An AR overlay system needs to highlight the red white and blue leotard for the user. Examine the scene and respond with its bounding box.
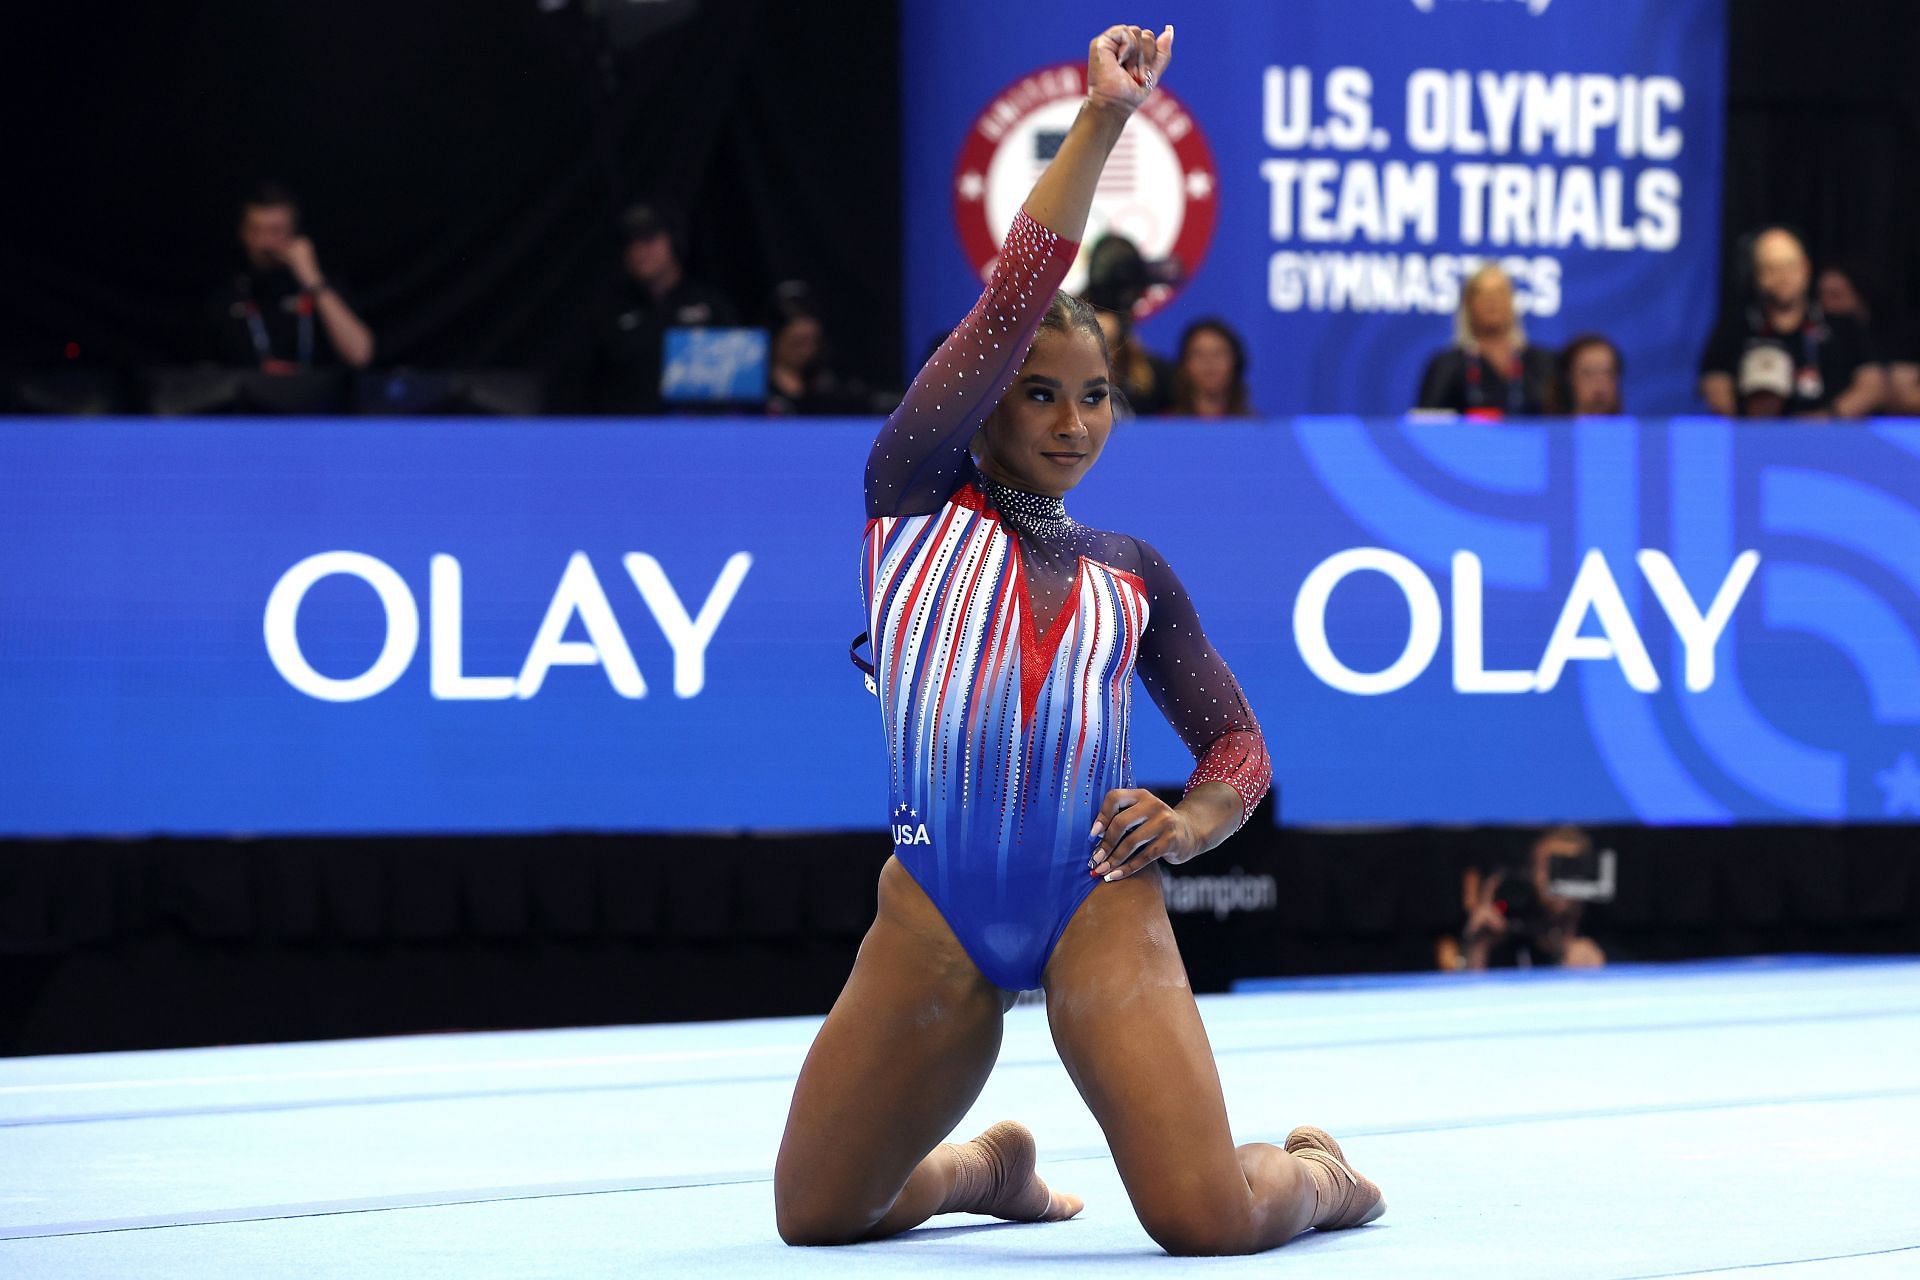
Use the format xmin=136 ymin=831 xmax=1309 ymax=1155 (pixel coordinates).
xmin=863 ymin=210 xmax=1270 ymax=991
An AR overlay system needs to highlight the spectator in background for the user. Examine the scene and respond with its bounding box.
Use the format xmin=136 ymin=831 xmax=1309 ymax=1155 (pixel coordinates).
xmin=1084 ymin=232 xmax=1174 ymax=414
xmin=1886 ymin=336 xmax=1920 ymax=417
xmin=1091 ymin=302 xmax=1172 ymax=414
xmin=1168 ymin=317 xmax=1253 ymax=418
xmin=765 ymin=282 xmax=866 ymax=416
xmin=1415 ymin=264 xmax=1556 ymax=418
xmin=1456 ymin=825 xmax=1608 ymax=972
xmin=214 ymin=183 xmax=374 ymax=370
xmin=1817 ymin=260 xmax=1920 ymax=415
xmin=596 ymin=201 xmax=738 ymax=414
xmin=1558 ymin=334 xmax=1624 ymax=416
xmin=1816 ymin=263 xmax=1874 ymax=333
xmin=1698 ymin=227 xmax=1883 ymax=418
xmin=1734 ymin=345 xmax=1795 ymax=418
xmin=1413 ymin=262 xmax=1559 ymax=418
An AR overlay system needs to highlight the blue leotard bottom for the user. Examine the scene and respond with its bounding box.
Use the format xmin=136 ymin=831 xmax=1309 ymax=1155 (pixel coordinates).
xmin=893 ymin=850 xmax=1100 ymax=992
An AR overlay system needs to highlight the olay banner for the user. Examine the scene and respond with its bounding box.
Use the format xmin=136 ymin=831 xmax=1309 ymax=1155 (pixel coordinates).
xmin=4 ymin=415 xmax=1916 ymax=836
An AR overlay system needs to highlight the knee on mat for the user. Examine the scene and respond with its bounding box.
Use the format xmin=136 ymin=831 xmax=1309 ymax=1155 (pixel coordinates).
xmin=774 ymin=1186 xmax=885 ymax=1247
xmin=775 ymin=1203 xmax=867 ymax=1247
xmin=1140 ymin=1204 xmax=1255 ymax=1257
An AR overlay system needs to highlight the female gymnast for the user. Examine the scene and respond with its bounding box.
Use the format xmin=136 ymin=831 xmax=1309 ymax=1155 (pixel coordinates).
xmin=775 ymin=23 xmax=1384 ymax=1256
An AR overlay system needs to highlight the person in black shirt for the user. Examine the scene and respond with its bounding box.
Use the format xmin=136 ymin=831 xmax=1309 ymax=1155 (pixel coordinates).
xmin=1089 ymin=297 xmax=1174 ymax=415
xmin=1816 ymin=263 xmax=1874 ymax=333
xmin=1082 ymin=238 xmax=1175 ymax=415
xmin=1415 ymin=264 xmax=1556 ymax=419
xmin=213 ymin=183 xmax=374 ymax=370
xmin=1698 ymin=228 xmax=1883 ymax=418
xmin=594 ymin=202 xmax=739 ymax=414
xmin=764 ymin=284 xmax=871 ymax=416
xmin=1886 ymin=321 xmax=1920 ymax=416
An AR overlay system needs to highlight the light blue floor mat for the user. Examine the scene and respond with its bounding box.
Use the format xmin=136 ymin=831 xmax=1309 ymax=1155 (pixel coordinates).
xmin=4 ymin=956 xmax=1918 ymax=1278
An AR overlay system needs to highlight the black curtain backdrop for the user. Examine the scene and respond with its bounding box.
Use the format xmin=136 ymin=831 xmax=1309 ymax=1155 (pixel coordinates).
xmin=0 ymin=0 xmax=902 ymax=389
xmin=1721 ymin=1 xmax=1920 ymax=334
xmin=4 ymin=2 xmax=1919 ymax=392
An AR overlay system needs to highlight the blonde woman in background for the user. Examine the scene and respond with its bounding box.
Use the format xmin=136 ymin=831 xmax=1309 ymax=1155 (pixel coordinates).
xmin=1416 ymin=263 xmax=1558 ymax=419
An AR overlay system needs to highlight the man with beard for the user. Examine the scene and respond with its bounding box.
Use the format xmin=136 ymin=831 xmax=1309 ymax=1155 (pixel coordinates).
xmin=214 ymin=183 xmax=374 ymax=371
xmin=1698 ymin=227 xmax=1882 ymax=419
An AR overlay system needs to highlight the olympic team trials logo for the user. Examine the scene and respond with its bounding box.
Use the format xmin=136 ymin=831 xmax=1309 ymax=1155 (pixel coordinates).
xmin=953 ymin=64 xmax=1219 ymax=318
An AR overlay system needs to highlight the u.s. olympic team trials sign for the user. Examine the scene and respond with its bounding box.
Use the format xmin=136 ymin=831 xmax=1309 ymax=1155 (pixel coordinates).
xmin=904 ymin=0 xmax=1726 ymax=415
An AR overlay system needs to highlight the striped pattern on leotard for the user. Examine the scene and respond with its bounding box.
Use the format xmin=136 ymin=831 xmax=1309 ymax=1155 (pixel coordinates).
xmin=864 ymin=482 xmax=1147 ymax=941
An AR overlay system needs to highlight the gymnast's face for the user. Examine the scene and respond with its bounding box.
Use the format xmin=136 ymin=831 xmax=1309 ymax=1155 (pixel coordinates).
xmin=978 ymin=327 xmax=1114 ymax=498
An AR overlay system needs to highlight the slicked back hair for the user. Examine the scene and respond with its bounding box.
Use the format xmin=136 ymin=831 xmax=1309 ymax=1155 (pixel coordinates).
xmin=1026 ymin=291 xmax=1130 ymax=418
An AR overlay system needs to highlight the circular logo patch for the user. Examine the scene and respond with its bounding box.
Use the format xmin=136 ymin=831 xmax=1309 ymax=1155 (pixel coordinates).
xmin=952 ymin=64 xmax=1219 ymax=319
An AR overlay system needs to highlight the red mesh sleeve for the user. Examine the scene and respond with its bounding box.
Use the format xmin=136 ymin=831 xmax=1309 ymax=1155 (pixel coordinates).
xmin=1133 ymin=539 xmax=1272 ymax=828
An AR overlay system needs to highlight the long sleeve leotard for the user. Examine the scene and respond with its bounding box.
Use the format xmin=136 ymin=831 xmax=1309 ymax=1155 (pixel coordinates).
xmin=862 ymin=210 xmax=1270 ymax=990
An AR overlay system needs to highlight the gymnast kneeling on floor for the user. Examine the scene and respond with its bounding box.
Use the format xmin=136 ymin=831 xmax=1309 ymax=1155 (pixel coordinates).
xmin=774 ymin=21 xmax=1384 ymax=1256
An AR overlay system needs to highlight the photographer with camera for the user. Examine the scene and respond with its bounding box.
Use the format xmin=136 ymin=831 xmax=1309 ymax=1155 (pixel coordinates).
xmin=1460 ymin=825 xmax=1608 ymax=971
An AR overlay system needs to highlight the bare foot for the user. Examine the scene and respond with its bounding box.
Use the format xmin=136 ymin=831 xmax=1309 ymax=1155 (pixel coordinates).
xmin=949 ymin=1121 xmax=1083 ymax=1221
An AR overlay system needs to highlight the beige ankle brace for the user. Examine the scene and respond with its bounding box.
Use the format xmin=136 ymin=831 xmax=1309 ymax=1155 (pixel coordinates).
xmin=1298 ymin=1150 xmax=1339 ymax=1227
xmin=936 ymin=1121 xmax=1054 ymax=1220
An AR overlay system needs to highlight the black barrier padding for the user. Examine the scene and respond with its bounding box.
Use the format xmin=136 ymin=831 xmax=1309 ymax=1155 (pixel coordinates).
xmin=462 ymin=844 xmax=531 ymax=940
xmin=1724 ymin=840 xmax=1788 ymax=928
xmin=1786 ymin=834 xmax=1850 ymax=925
xmin=388 ymin=843 xmax=462 ymax=941
xmin=1851 ymin=833 xmax=1914 ymax=923
xmin=257 ymin=842 xmax=323 ymax=942
xmin=1653 ymin=846 xmax=1719 ymax=930
xmin=2 ymin=827 xmax=1916 ymax=1055
xmin=533 ymin=841 xmax=599 ymax=940
xmin=320 ymin=846 xmax=387 ymax=942
xmin=661 ymin=848 xmax=735 ymax=943
xmin=600 ymin=844 xmax=664 ymax=938
xmin=1272 ymin=838 xmax=1335 ymax=937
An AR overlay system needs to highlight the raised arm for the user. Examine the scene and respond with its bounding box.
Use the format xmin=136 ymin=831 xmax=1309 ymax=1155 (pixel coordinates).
xmin=865 ymin=24 xmax=1175 ymax=519
xmin=1089 ymin=540 xmax=1271 ymax=882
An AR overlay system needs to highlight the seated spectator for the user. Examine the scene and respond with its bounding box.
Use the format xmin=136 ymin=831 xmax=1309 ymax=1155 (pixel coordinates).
xmin=1456 ymin=825 xmax=1608 ymax=971
xmin=1090 ymin=300 xmax=1172 ymax=415
xmin=1415 ymin=264 xmax=1556 ymax=418
xmin=1168 ymin=318 xmax=1253 ymax=418
xmin=1886 ymin=332 xmax=1920 ymax=416
xmin=1558 ymin=334 xmax=1624 ymax=416
xmin=213 ymin=183 xmax=374 ymax=371
xmin=765 ymin=283 xmax=866 ymax=416
xmin=1085 ymin=233 xmax=1176 ymax=415
xmin=1698 ymin=228 xmax=1884 ymax=418
xmin=1735 ymin=345 xmax=1795 ymax=418
xmin=1816 ymin=263 xmax=1874 ymax=332
xmin=1815 ymin=262 xmax=1916 ymax=415
xmin=596 ymin=201 xmax=738 ymax=414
